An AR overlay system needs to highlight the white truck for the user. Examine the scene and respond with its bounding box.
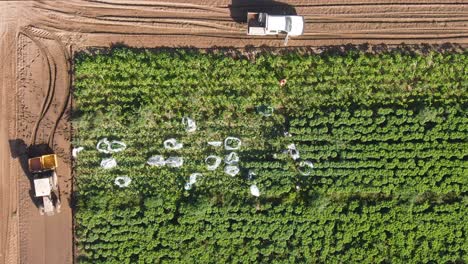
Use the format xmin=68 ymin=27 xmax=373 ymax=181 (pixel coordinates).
xmin=247 ymin=12 xmax=304 ymax=43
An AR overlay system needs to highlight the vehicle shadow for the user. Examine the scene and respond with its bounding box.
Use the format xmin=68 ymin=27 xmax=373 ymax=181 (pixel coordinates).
xmin=229 ymin=0 xmax=297 ymax=23
xmin=9 ymin=139 xmax=54 ymax=209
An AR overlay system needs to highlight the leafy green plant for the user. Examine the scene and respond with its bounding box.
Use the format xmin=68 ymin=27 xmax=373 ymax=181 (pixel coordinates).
xmin=73 ymin=48 xmax=467 ymax=264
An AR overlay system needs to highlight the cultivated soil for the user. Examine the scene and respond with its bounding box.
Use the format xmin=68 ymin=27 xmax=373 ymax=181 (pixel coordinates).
xmin=0 ymin=1 xmax=466 ymax=263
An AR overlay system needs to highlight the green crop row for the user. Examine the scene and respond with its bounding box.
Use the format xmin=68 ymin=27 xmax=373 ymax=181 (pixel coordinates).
xmin=73 ymin=48 xmax=467 ymax=264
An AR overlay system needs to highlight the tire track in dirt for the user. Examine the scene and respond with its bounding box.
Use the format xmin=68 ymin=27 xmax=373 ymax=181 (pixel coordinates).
xmin=32 ymin=0 xmax=467 ymax=46
xmin=15 ymin=27 xmax=73 ymax=264
xmin=86 ymin=0 xmax=230 ymax=13
xmin=25 ymin=26 xmax=72 ymax=147
xmin=33 ymin=17 xmax=468 ymax=42
xmin=33 ymin=2 xmax=242 ymax=33
xmin=18 ymin=28 xmax=57 ymax=146
xmin=17 ymin=26 xmax=72 ymax=148
xmin=36 ymin=0 xmax=229 ymax=17
xmin=42 ymin=1 xmax=468 ymax=19
xmin=0 ymin=4 xmax=20 ymax=264
xmin=41 ymin=0 xmax=468 ymax=20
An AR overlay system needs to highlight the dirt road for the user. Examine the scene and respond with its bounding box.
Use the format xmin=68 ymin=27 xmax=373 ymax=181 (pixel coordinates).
xmin=1 ymin=2 xmax=73 ymax=264
xmin=0 ymin=3 xmax=20 ymax=264
xmin=33 ymin=0 xmax=468 ymax=48
xmin=0 ymin=1 xmax=466 ymax=264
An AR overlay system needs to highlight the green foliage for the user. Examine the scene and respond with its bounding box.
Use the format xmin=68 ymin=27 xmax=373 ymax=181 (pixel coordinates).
xmin=73 ymin=48 xmax=468 ymax=263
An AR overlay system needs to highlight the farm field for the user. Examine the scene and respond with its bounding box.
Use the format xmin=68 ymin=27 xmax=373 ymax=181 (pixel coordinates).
xmin=0 ymin=1 xmax=467 ymax=264
xmin=73 ymin=49 xmax=467 ymax=263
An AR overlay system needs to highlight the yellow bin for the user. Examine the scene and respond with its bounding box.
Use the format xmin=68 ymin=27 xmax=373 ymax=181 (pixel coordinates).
xmin=41 ymin=154 xmax=57 ymax=170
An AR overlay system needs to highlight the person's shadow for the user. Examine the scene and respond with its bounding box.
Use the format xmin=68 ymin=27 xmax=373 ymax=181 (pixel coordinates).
xmin=229 ymin=0 xmax=297 ymax=23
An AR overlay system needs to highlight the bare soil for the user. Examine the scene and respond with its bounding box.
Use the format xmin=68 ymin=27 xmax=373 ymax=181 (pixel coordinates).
xmin=0 ymin=1 xmax=466 ymax=264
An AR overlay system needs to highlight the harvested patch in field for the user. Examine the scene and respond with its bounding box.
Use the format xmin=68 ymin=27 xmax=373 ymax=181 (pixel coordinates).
xmin=73 ymin=49 xmax=467 ymax=263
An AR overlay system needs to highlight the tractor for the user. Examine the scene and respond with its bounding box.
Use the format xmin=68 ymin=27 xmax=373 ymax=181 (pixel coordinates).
xmin=28 ymin=154 xmax=61 ymax=216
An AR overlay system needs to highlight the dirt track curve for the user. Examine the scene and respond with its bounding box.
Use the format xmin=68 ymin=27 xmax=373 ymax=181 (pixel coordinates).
xmin=0 ymin=1 xmax=467 ymax=264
